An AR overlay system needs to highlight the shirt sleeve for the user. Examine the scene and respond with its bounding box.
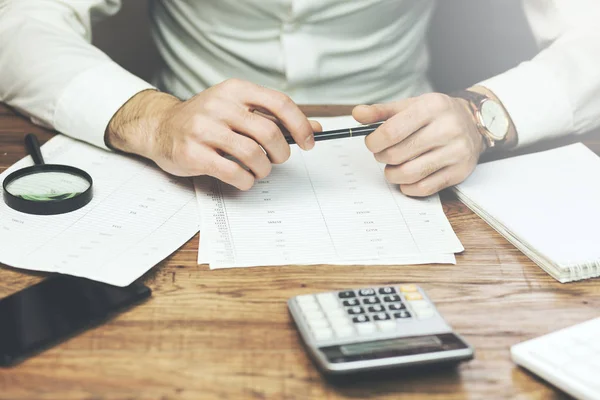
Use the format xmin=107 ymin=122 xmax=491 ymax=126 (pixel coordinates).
xmin=478 ymin=0 xmax=600 ymax=148
xmin=0 ymin=0 xmax=155 ymax=149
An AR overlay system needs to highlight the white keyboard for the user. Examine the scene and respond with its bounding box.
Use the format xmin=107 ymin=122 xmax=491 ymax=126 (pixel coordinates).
xmin=511 ymin=317 xmax=600 ymax=400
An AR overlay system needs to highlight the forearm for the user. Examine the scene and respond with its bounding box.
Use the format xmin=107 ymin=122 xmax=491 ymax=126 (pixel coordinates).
xmin=106 ymin=90 xmax=181 ymax=158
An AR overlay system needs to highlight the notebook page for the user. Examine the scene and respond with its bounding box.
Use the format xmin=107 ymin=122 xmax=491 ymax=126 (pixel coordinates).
xmin=195 ymin=116 xmax=463 ymax=268
xmin=0 ymin=135 xmax=198 ymax=286
xmin=455 ymin=143 xmax=600 ymax=273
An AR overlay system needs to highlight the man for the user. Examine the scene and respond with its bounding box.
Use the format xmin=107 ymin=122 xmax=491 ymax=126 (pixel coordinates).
xmin=1 ymin=1 xmax=599 ymax=195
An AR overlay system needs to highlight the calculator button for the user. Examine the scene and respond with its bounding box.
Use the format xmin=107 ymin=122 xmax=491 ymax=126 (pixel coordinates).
xmin=362 ymin=297 xmax=380 ymax=305
xmin=383 ymin=295 xmax=402 ymax=303
xmin=338 ymin=291 xmax=356 ymax=299
xmin=416 ymin=309 xmax=435 ymax=319
xmin=317 ymin=293 xmax=340 ymax=308
xmin=330 ymin=323 xmax=353 ymax=337
xmin=347 ymin=306 xmax=365 ymax=315
xmin=352 ymin=315 xmax=370 ymax=323
xmin=329 ymin=317 xmax=352 ymax=328
xmin=393 ymin=311 xmax=412 ymax=319
xmin=312 ymin=328 xmax=334 ymax=341
xmin=342 ymin=299 xmax=360 ymax=307
xmin=298 ymin=302 xmax=320 ymax=314
xmin=326 ymin=308 xmax=347 ymax=320
xmin=387 ymin=303 xmax=406 ymax=311
xmin=408 ymin=300 xmax=431 ymax=310
xmin=378 ymin=287 xmax=396 ymax=295
xmin=308 ymin=318 xmax=330 ymax=330
xmin=377 ymin=320 xmax=397 ymax=332
xmin=373 ymin=312 xmax=391 ymax=321
xmin=333 ymin=325 xmax=355 ymax=339
xmin=368 ymin=305 xmax=385 ymax=313
xmin=400 ymin=284 xmax=419 ymax=293
xmin=328 ymin=318 xmax=349 ymax=330
xmin=304 ymin=310 xmax=326 ymax=322
xmin=356 ymin=322 xmax=377 ymax=336
xmin=359 ymin=288 xmax=376 ymax=296
xmin=404 ymin=292 xmax=423 ymax=301
xmin=296 ymin=294 xmax=317 ymax=304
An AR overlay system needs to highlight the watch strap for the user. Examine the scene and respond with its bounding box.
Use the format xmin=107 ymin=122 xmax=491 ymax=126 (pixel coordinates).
xmin=450 ymin=90 xmax=488 ymax=107
xmin=450 ymin=89 xmax=497 ymax=149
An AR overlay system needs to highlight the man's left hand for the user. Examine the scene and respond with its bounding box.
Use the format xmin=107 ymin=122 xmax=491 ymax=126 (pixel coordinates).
xmin=353 ymin=93 xmax=486 ymax=197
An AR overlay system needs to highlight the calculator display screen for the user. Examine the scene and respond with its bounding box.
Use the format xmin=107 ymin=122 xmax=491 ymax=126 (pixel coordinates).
xmin=320 ymin=333 xmax=469 ymax=363
xmin=340 ymin=336 xmax=441 ymax=356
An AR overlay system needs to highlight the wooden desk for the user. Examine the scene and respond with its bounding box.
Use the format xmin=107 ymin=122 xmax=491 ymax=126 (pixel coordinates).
xmin=1 ymin=102 xmax=598 ymax=400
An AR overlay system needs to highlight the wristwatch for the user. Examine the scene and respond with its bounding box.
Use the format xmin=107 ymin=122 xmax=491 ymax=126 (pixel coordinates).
xmin=452 ymin=90 xmax=510 ymax=149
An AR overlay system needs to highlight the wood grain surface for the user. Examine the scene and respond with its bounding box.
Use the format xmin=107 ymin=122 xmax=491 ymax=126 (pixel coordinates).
xmin=1 ymin=102 xmax=598 ymax=400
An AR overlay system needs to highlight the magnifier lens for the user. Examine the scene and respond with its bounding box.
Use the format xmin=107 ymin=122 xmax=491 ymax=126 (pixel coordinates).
xmin=3 ymin=134 xmax=94 ymax=215
xmin=5 ymin=170 xmax=91 ymax=202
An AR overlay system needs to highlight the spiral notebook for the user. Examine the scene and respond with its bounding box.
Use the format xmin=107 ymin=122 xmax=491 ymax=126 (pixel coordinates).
xmin=454 ymin=143 xmax=600 ymax=283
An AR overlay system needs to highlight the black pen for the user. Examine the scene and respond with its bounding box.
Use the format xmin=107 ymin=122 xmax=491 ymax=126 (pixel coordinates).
xmin=285 ymin=122 xmax=384 ymax=145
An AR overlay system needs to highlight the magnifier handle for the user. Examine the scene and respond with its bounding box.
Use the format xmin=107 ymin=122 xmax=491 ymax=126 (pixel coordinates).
xmin=25 ymin=134 xmax=45 ymax=165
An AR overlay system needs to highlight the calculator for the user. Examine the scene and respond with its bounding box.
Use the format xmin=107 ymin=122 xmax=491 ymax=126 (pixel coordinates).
xmin=288 ymin=284 xmax=474 ymax=375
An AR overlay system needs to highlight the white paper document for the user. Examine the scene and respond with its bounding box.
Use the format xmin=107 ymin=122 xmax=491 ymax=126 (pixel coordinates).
xmin=0 ymin=135 xmax=198 ymax=286
xmin=195 ymin=116 xmax=463 ymax=269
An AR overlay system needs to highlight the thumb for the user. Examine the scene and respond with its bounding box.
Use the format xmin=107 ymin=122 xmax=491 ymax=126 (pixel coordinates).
xmin=352 ymin=98 xmax=417 ymax=124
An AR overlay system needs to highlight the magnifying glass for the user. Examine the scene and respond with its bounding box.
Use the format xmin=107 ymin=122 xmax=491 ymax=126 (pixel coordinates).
xmin=2 ymin=134 xmax=93 ymax=215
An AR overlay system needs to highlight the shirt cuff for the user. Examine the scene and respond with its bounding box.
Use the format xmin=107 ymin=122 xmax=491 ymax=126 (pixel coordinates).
xmin=478 ymin=61 xmax=574 ymax=148
xmin=53 ymin=62 xmax=155 ymax=150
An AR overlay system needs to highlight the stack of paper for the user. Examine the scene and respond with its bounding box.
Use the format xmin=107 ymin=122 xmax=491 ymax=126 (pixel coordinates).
xmin=194 ymin=116 xmax=464 ymax=269
xmin=0 ymin=136 xmax=198 ymax=286
xmin=0 ymin=117 xmax=464 ymax=284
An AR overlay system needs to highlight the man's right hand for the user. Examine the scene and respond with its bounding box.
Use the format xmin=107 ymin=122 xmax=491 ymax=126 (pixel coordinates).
xmin=106 ymin=78 xmax=319 ymax=190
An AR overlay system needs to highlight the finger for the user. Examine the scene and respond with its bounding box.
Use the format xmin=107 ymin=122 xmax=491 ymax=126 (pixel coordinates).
xmin=281 ymin=120 xmax=322 ymax=145
xmin=229 ymin=81 xmax=315 ymax=151
xmin=205 ymin=154 xmax=256 ymax=191
xmin=365 ymin=101 xmax=434 ymax=154
xmin=227 ymin=108 xmax=291 ymax=164
xmin=383 ymin=145 xmax=459 ymax=185
xmin=400 ymin=164 xmax=468 ymax=197
xmin=309 ymin=120 xmax=323 ymax=133
xmin=352 ymin=98 xmax=417 ymax=124
xmin=374 ymin=119 xmax=448 ymax=165
xmin=252 ymin=110 xmax=322 ymax=135
xmin=208 ymin=128 xmax=272 ymax=179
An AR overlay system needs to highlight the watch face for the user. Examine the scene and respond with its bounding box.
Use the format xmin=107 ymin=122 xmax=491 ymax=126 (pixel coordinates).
xmin=480 ymin=100 xmax=509 ymax=141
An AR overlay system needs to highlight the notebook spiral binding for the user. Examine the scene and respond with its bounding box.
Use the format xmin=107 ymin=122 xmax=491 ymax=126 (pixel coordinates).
xmin=566 ymin=260 xmax=600 ymax=281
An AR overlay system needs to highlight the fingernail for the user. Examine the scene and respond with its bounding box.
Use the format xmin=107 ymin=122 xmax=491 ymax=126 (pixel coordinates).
xmin=304 ymin=136 xmax=315 ymax=150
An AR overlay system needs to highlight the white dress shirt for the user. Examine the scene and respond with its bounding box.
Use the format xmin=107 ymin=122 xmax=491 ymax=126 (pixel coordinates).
xmin=0 ymin=0 xmax=599 ymax=150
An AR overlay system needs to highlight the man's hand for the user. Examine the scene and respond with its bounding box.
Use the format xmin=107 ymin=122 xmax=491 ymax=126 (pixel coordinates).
xmin=353 ymin=92 xmax=489 ymax=197
xmin=106 ymin=79 xmax=320 ymax=190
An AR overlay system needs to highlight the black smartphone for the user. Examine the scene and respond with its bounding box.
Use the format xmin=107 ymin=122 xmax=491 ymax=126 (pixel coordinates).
xmin=0 ymin=275 xmax=151 ymax=366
